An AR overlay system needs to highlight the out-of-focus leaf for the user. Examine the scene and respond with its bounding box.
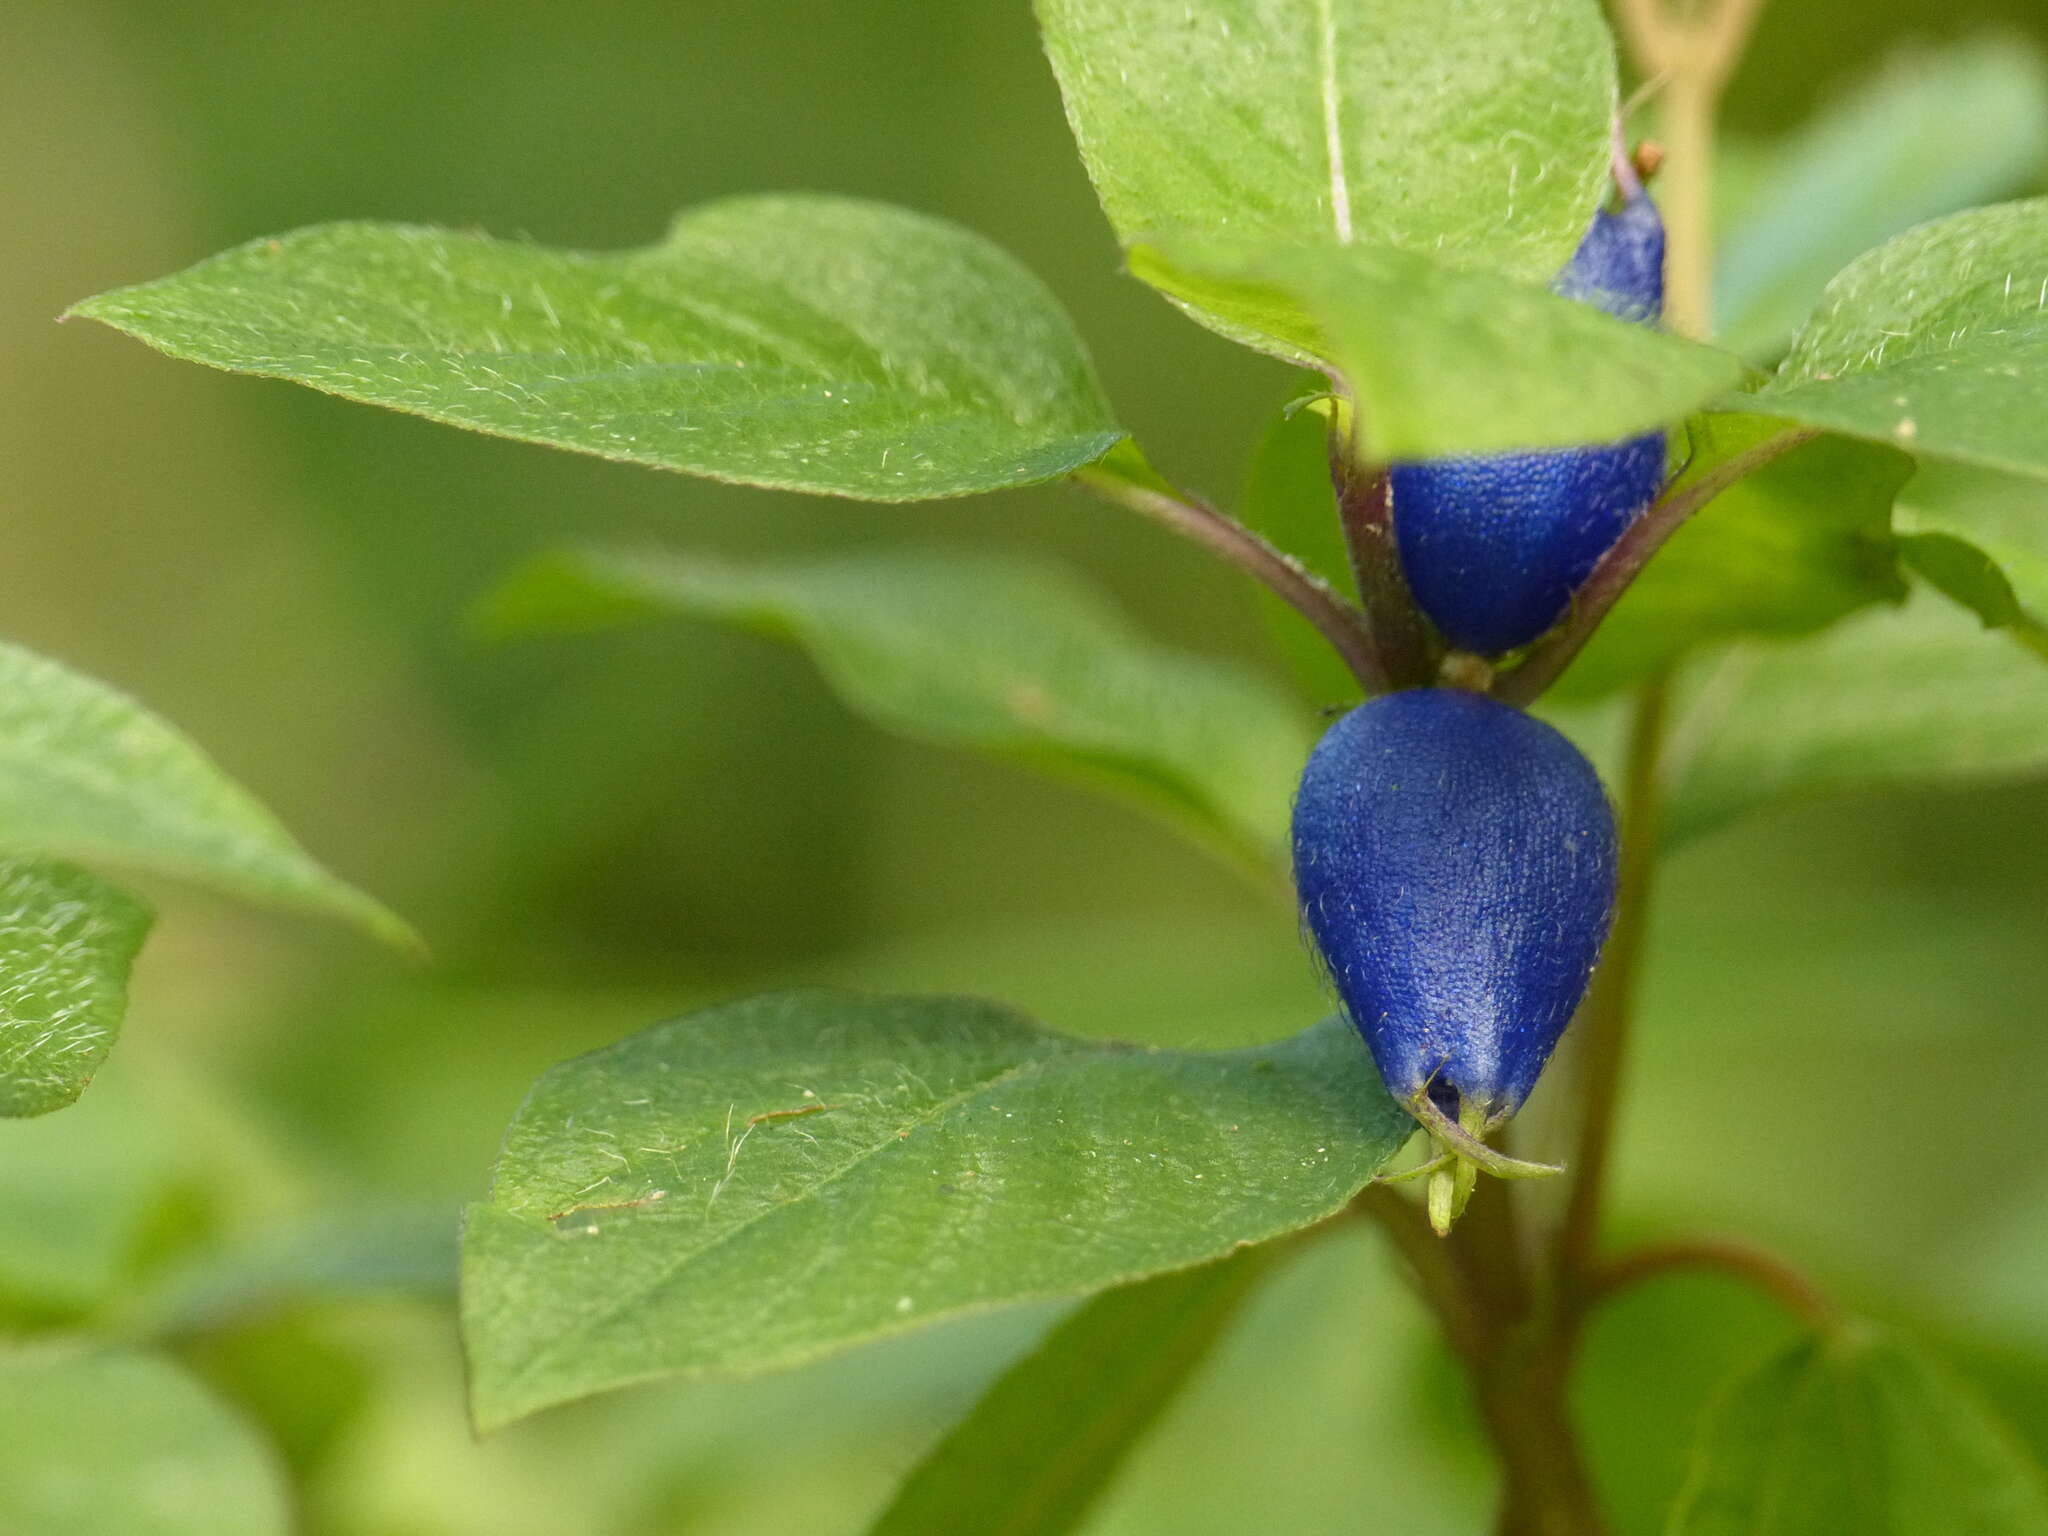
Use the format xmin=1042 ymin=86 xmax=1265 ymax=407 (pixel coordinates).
xmin=0 ymin=860 xmax=150 ymax=1117
xmin=868 ymin=1244 xmax=1281 ymax=1536
xmin=1899 ymin=533 xmax=2036 ymax=633
xmin=70 ymin=197 xmax=1123 ymax=501
xmin=1755 ymin=200 xmax=2048 ymax=481
xmin=1663 ymin=589 xmax=2048 ymax=842
xmin=0 ymin=641 xmax=410 ymax=948
xmin=1236 ymin=399 xmax=1364 ymax=706
xmin=1573 ymin=1271 xmax=1803 ymax=1536
xmin=1129 ymin=239 xmax=1743 ymax=459
xmin=1558 ymin=417 xmax=1911 ymax=700
xmin=0 ymin=1073 xmax=177 ymax=1314
xmin=1670 ymin=1324 xmax=2048 ymax=1534
xmin=481 ymin=545 xmax=1313 ymax=867
xmin=0 ymin=1347 xmax=291 ymax=1536
xmin=1716 ymin=35 xmax=2048 ymax=360
xmin=1895 ymin=463 xmax=2048 ymax=645
xmin=1037 ymin=0 xmax=1616 ymax=358
xmin=127 ymin=1202 xmax=458 ymax=1339
xmin=460 ymin=992 xmax=1410 ymax=1431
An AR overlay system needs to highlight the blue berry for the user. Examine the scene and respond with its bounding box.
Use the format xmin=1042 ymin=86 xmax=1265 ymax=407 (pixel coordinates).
xmin=1389 ymin=190 xmax=1669 ymax=657
xmin=1292 ymin=689 xmax=1617 ymax=1215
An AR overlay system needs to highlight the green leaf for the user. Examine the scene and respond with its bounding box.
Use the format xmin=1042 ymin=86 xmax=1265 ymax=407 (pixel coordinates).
xmin=1557 ymin=417 xmax=1911 ymax=700
xmin=480 ymin=545 xmax=1314 ymax=867
xmin=0 ymin=641 xmax=409 ymax=949
xmin=1663 ymin=589 xmax=2048 ymax=842
xmin=867 ymin=1244 xmax=1281 ymax=1536
xmin=1716 ymin=35 xmax=2048 ymax=360
xmin=1898 ymin=531 xmax=2035 ymax=634
xmin=460 ymin=993 xmax=1410 ymax=1430
xmin=70 ymin=197 xmax=1122 ymax=501
xmin=0 ymin=1073 xmax=178 ymax=1314
xmin=1670 ymin=1324 xmax=2048 ymax=1535
xmin=1894 ymin=463 xmax=2048 ymax=643
xmin=0 ymin=860 xmax=151 ymax=1118
xmin=127 ymin=1201 xmax=458 ymax=1338
xmin=1130 ymin=239 xmax=1746 ymax=458
xmin=1037 ymin=0 xmax=1617 ymax=356
xmin=1237 ymin=398 xmax=1366 ymax=706
xmin=0 ymin=1347 xmax=291 ymax=1536
xmin=1755 ymin=199 xmax=2048 ymax=481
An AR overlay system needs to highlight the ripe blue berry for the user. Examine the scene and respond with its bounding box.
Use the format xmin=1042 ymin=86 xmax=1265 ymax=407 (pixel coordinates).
xmin=1389 ymin=188 xmax=1669 ymax=657
xmin=1292 ymin=690 xmax=1617 ymax=1222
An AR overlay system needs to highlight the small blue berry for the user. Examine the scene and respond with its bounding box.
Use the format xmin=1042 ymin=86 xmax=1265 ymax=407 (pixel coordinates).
xmin=1292 ymin=689 xmax=1617 ymax=1223
xmin=1389 ymin=189 xmax=1669 ymax=657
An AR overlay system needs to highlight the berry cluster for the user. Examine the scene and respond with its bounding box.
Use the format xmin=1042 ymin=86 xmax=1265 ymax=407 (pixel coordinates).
xmin=1294 ymin=174 xmax=1668 ymax=1231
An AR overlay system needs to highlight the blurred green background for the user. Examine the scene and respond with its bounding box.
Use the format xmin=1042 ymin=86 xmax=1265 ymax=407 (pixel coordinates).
xmin=6 ymin=2 xmax=2048 ymax=1532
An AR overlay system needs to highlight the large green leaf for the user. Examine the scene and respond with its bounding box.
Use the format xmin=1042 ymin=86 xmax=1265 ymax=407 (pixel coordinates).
xmin=0 ymin=860 xmax=151 ymax=1118
xmin=481 ymin=545 xmax=1313 ymax=867
xmin=1755 ymin=200 xmax=2048 ymax=481
xmin=1894 ymin=462 xmax=2048 ymax=645
xmin=1669 ymin=1325 xmax=2048 ymax=1535
xmin=1037 ymin=0 xmax=1616 ymax=357
xmin=1662 ymin=589 xmax=2048 ymax=842
xmin=1130 ymin=239 xmax=1745 ymax=458
xmin=1557 ymin=417 xmax=1911 ymax=700
xmin=1716 ymin=35 xmax=2048 ymax=360
xmin=0 ymin=641 xmax=407 ymax=948
xmin=71 ymin=196 xmax=1122 ymax=501
xmin=0 ymin=1347 xmax=291 ymax=1536
xmin=868 ymin=1245 xmax=1281 ymax=1536
xmin=460 ymin=993 xmax=1409 ymax=1430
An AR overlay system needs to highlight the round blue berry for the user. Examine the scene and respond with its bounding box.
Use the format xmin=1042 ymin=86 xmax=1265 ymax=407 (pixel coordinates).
xmin=1390 ymin=192 xmax=1669 ymax=657
xmin=1291 ymin=689 xmax=1617 ymax=1123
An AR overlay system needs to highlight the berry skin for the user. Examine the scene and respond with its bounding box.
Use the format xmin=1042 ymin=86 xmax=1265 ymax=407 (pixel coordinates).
xmin=1291 ymin=690 xmax=1617 ymax=1146
xmin=1389 ymin=189 xmax=1669 ymax=657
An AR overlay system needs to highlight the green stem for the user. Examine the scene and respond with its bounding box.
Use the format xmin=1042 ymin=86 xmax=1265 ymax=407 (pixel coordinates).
xmin=1659 ymin=71 xmax=1719 ymax=342
xmin=1328 ymin=439 xmax=1439 ymax=689
xmin=1364 ymin=1180 xmax=1607 ymax=1536
xmin=1357 ymin=6 xmax=1792 ymax=1529
xmin=1587 ymin=1236 xmax=1838 ymax=1330
xmin=1556 ymin=671 xmax=1674 ymax=1290
xmin=1072 ymin=463 xmax=1390 ymax=693
xmin=1356 ymin=1185 xmax=1492 ymax=1364
xmin=1494 ymin=429 xmax=1816 ymax=706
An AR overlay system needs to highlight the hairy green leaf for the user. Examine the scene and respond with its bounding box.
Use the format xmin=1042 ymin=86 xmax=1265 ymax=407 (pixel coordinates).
xmin=481 ymin=545 xmax=1313 ymax=867
xmin=868 ymin=1245 xmax=1281 ymax=1536
xmin=71 ymin=197 xmax=1122 ymax=501
xmin=1131 ymin=239 xmax=1744 ymax=458
xmin=460 ymin=993 xmax=1409 ymax=1430
xmin=0 ymin=860 xmax=150 ymax=1118
xmin=0 ymin=1348 xmax=291 ymax=1536
xmin=1670 ymin=1325 xmax=2048 ymax=1535
xmin=1664 ymin=589 xmax=2048 ymax=841
xmin=1558 ymin=417 xmax=1911 ymax=700
xmin=1038 ymin=0 xmax=1616 ymax=357
xmin=1756 ymin=200 xmax=2048 ymax=480
xmin=1717 ymin=35 xmax=2048 ymax=360
xmin=0 ymin=641 xmax=408 ymax=948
